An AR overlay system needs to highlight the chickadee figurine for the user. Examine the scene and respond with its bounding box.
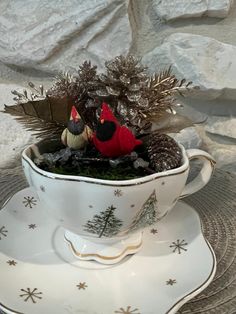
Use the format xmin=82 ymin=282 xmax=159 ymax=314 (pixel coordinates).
xmin=61 ymin=106 xmax=92 ymax=150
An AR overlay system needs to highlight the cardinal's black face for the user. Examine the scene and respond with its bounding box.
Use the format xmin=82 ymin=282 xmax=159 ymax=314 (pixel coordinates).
xmin=67 ymin=119 xmax=85 ymax=135
xmin=96 ymin=121 xmax=116 ymax=141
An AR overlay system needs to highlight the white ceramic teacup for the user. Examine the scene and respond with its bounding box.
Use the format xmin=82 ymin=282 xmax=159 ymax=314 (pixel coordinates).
xmin=22 ymin=140 xmax=215 ymax=264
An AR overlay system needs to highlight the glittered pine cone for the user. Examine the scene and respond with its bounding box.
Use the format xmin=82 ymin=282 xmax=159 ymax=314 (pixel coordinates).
xmin=147 ymin=133 xmax=182 ymax=172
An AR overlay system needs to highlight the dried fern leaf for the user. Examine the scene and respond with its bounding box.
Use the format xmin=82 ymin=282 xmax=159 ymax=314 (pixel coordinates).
xmin=2 ymin=96 xmax=72 ymax=139
xmin=151 ymin=112 xmax=193 ymax=134
xmin=3 ymin=108 xmax=63 ymax=139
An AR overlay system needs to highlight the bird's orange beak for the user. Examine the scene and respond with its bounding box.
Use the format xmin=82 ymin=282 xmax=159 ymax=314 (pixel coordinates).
xmin=100 ymin=119 xmax=104 ymax=124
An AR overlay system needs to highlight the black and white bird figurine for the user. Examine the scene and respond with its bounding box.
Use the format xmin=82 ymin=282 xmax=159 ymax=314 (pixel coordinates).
xmin=61 ymin=106 xmax=92 ymax=150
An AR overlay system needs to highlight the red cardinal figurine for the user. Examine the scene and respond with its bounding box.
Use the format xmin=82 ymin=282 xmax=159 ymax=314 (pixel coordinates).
xmin=93 ymin=103 xmax=142 ymax=157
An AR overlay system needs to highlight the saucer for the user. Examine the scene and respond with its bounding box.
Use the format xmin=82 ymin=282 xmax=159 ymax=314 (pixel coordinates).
xmin=0 ymin=187 xmax=216 ymax=314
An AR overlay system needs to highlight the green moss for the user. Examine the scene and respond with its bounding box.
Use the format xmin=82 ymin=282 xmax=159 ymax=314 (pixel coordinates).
xmin=52 ymin=164 xmax=145 ymax=180
xmin=37 ymin=144 xmax=151 ymax=180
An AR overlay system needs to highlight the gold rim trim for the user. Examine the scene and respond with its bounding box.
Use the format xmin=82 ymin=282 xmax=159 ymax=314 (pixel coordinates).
xmin=0 ymin=199 xmax=216 ymax=314
xmin=64 ymin=235 xmax=143 ymax=261
xmin=166 ymin=241 xmax=216 ymax=313
xmin=189 ymin=155 xmax=216 ymax=168
xmin=0 ymin=302 xmax=23 ymax=314
xmin=166 ymin=216 xmax=217 ymax=313
xmin=22 ymin=155 xmax=189 ymax=187
xmin=178 ymin=194 xmax=189 ymax=199
xmin=0 ymin=227 xmax=217 ymax=314
xmin=0 ymin=195 xmax=13 ymax=210
xmin=178 ymin=155 xmax=216 ymax=200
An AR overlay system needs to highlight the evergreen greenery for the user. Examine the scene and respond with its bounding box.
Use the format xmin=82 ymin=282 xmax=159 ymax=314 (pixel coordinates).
xmin=83 ymin=205 xmax=123 ymax=237
xmin=130 ymin=190 xmax=160 ymax=231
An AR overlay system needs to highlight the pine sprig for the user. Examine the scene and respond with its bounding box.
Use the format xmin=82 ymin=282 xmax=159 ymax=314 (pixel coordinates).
xmin=47 ymin=71 xmax=79 ymax=98
xmin=78 ymin=60 xmax=98 ymax=85
xmin=131 ymin=66 xmax=192 ymax=129
xmin=47 ymin=65 xmax=100 ymax=131
xmin=142 ymin=67 xmax=192 ymax=109
xmin=147 ymin=67 xmax=192 ymax=99
xmin=3 ymin=55 xmax=194 ymax=140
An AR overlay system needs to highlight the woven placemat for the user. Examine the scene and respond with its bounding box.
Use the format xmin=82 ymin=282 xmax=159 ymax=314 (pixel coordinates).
xmin=178 ymin=169 xmax=236 ymax=314
xmin=0 ymin=168 xmax=236 ymax=314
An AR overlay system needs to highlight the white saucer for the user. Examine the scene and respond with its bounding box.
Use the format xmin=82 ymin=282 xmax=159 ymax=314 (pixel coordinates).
xmin=0 ymin=187 xmax=216 ymax=314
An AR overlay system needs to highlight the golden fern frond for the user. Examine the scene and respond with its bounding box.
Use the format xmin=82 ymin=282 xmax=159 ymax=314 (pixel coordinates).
xmin=150 ymin=112 xmax=193 ymax=134
xmin=150 ymin=66 xmax=172 ymax=86
xmin=142 ymin=67 xmax=192 ymax=113
xmin=147 ymin=66 xmax=192 ymax=97
xmin=2 ymin=97 xmax=71 ymax=140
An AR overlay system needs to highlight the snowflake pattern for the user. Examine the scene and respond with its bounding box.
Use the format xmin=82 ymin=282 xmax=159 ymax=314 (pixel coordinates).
xmin=150 ymin=228 xmax=158 ymax=234
xmin=114 ymin=189 xmax=123 ymax=197
xmin=28 ymin=224 xmax=37 ymax=229
xmin=19 ymin=288 xmax=43 ymax=303
xmin=77 ymin=282 xmax=87 ymax=290
xmin=166 ymin=279 xmax=177 ymax=286
xmin=7 ymin=260 xmax=17 ymax=266
xmin=115 ymin=306 xmax=140 ymax=314
xmin=22 ymin=196 xmax=37 ymax=208
xmin=170 ymin=239 xmax=188 ymax=254
xmin=0 ymin=226 xmax=8 ymax=240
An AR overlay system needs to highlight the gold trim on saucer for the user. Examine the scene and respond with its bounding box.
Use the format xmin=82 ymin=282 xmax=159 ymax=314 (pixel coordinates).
xmin=178 ymin=194 xmax=187 ymax=200
xmin=0 ymin=302 xmax=23 ymax=314
xmin=1 ymin=195 xmax=13 ymax=210
xmin=64 ymin=235 xmax=142 ymax=261
xmin=166 ymin=238 xmax=216 ymax=313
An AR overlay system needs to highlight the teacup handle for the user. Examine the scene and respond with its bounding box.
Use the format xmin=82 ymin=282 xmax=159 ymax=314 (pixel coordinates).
xmin=179 ymin=149 xmax=216 ymax=199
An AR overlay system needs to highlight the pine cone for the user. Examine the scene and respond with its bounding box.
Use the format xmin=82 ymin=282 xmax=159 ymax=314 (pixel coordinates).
xmin=95 ymin=55 xmax=148 ymax=103
xmin=90 ymin=55 xmax=149 ymax=131
xmin=147 ymin=134 xmax=182 ymax=172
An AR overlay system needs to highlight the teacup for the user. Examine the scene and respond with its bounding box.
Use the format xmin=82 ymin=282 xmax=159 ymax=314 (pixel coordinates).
xmin=22 ymin=140 xmax=215 ymax=264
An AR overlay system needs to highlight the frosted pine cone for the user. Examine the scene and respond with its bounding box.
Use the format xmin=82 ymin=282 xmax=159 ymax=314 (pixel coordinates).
xmin=147 ymin=134 xmax=182 ymax=172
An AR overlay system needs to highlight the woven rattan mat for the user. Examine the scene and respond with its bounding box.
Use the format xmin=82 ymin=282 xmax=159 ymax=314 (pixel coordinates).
xmin=0 ymin=168 xmax=236 ymax=314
